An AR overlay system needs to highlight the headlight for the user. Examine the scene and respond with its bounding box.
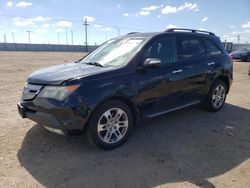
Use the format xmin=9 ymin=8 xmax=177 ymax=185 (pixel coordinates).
xmin=38 ymin=85 xmax=80 ymax=101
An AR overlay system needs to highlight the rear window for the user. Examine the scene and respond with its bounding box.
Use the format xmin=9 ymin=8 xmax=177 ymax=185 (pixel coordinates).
xmin=204 ymin=39 xmax=222 ymax=56
xmin=177 ymin=37 xmax=206 ymax=60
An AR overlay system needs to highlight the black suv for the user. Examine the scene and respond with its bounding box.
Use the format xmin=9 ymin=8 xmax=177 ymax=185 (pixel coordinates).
xmin=18 ymin=28 xmax=233 ymax=149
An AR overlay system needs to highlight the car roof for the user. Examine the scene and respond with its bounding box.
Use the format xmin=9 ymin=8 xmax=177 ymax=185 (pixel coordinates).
xmin=123 ymin=29 xmax=218 ymax=40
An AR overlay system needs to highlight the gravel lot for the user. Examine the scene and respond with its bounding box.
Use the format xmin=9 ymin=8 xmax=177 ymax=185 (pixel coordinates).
xmin=0 ymin=52 xmax=249 ymax=188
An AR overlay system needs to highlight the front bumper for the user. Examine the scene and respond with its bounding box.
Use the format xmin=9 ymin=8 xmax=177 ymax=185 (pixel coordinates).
xmin=18 ymin=101 xmax=88 ymax=136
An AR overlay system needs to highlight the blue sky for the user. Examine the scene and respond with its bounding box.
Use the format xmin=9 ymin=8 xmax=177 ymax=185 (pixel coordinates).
xmin=0 ymin=0 xmax=250 ymax=45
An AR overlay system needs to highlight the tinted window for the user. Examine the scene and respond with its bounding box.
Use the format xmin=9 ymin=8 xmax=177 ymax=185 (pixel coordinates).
xmin=178 ymin=38 xmax=206 ymax=60
xmin=204 ymin=39 xmax=222 ymax=56
xmin=144 ymin=37 xmax=177 ymax=64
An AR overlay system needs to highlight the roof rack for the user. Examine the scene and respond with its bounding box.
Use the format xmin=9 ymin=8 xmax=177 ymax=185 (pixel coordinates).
xmin=166 ymin=28 xmax=215 ymax=36
xmin=126 ymin=32 xmax=140 ymax=35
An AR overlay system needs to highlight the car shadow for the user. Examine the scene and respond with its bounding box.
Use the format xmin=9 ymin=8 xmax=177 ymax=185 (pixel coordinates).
xmin=17 ymin=103 xmax=250 ymax=188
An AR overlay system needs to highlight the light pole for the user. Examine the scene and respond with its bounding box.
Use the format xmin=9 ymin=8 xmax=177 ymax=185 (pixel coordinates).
xmin=114 ymin=26 xmax=120 ymax=36
xmin=58 ymin=32 xmax=60 ymax=44
xmin=83 ymin=18 xmax=89 ymax=52
xmin=3 ymin=34 xmax=6 ymax=43
xmin=65 ymin=28 xmax=68 ymax=45
xmin=12 ymin=32 xmax=15 ymax=43
xmin=71 ymin=30 xmax=73 ymax=45
xmin=27 ymin=31 xmax=31 ymax=44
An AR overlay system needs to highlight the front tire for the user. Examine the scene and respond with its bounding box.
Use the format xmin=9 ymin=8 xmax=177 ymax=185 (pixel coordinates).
xmin=86 ymin=99 xmax=133 ymax=150
xmin=204 ymin=80 xmax=227 ymax=112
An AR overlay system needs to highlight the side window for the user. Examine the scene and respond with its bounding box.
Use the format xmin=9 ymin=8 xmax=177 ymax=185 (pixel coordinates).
xmin=178 ymin=37 xmax=206 ymax=60
xmin=204 ymin=39 xmax=223 ymax=56
xmin=143 ymin=37 xmax=177 ymax=65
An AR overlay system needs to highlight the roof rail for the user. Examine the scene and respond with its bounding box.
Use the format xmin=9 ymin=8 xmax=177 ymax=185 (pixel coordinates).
xmin=166 ymin=28 xmax=215 ymax=36
xmin=127 ymin=32 xmax=140 ymax=35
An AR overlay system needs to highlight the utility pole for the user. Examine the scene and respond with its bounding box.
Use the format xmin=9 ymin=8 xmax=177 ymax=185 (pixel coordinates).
xmin=71 ymin=30 xmax=73 ymax=45
xmin=12 ymin=32 xmax=15 ymax=43
xmin=114 ymin=26 xmax=120 ymax=36
xmin=58 ymin=32 xmax=60 ymax=44
xmin=65 ymin=28 xmax=68 ymax=45
xmin=237 ymin=34 xmax=240 ymax=44
xmin=27 ymin=31 xmax=31 ymax=44
xmin=105 ymin=32 xmax=107 ymax=41
xmin=83 ymin=18 xmax=89 ymax=52
xmin=3 ymin=34 xmax=6 ymax=43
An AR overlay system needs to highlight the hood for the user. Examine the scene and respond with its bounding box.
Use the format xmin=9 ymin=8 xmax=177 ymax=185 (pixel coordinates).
xmin=27 ymin=63 xmax=115 ymax=85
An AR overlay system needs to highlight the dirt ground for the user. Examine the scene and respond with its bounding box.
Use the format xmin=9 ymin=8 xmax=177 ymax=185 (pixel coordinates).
xmin=0 ymin=52 xmax=249 ymax=188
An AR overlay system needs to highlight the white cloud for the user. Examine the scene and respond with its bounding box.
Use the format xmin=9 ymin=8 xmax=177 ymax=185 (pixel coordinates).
xmin=166 ymin=24 xmax=177 ymax=29
xmin=103 ymin=28 xmax=112 ymax=31
xmin=139 ymin=11 xmax=150 ymax=16
xmin=117 ymin=4 xmax=121 ymax=8
xmin=93 ymin=24 xmax=102 ymax=28
xmin=141 ymin=5 xmax=163 ymax=11
xmin=123 ymin=13 xmax=129 ymax=17
xmin=231 ymin=31 xmax=242 ymax=35
xmin=84 ymin=16 xmax=95 ymax=22
xmin=56 ymin=21 xmax=72 ymax=28
xmin=41 ymin=24 xmax=50 ymax=28
xmin=177 ymin=2 xmax=198 ymax=11
xmin=36 ymin=28 xmax=48 ymax=33
xmin=54 ymin=28 xmax=64 ymax=32
xmin=12 ymin=17 xmax=34 ymax=26
xmin=242 ymin=21 xmax=250 ymax=29
xmin=162 ymin=2 xmax=199 ymax=15
xmin=12 ymin=16 xmax=50 ymax=27
xmin=244 ymin=30 xmax=250 ymax=33
xmin=16 ymin=1 xmax=32 ymax=7
xmin=230 ymin=25 xmax=236 ymax=29
xmin=31 ymin=16 xmax=46 ymax=22
xmin=161 ymin=5 xmax=177 ymax=14
xmin=6 ymin=1 xmax=13 ymax=7
xmin=201 ymin=16 xmax=208 ymax=22
xmin=198 ymin=28 xmax=207 ymax=31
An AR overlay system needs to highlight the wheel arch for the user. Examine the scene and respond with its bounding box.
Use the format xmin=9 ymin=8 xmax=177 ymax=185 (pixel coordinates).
xmin=216 ymin=75 xmax=230 ymax=93
xmin=85 ymin=96 xmax=140 ymax=131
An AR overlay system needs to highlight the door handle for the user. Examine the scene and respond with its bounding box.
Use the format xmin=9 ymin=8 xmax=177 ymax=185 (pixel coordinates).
xmin=172 ymin=69 xmax=183 ymax=74
xmin=208 ymin=62 xmax=215 ymax=66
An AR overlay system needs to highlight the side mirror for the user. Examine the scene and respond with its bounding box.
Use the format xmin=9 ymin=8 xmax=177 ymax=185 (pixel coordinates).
xmin=143 ymin=58 xmax=161 ymax=68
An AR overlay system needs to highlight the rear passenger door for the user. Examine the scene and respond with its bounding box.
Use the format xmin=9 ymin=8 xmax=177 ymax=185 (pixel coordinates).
xmin=176 ymin=36 xmax=211 ymax=104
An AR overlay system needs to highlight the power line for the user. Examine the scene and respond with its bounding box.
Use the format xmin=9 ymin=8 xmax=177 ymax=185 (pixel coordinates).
xmin=0 ymin=14 xmax=154 ymax=32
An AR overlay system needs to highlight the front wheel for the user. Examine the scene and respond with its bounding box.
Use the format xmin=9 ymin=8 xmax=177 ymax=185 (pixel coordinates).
xmin=86 ymin=99 xmax=133 ymax=150
xmin=204 ymin=80 xmax=227 ymax=112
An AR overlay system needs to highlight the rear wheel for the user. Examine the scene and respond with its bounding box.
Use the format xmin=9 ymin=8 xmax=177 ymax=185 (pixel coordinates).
xmin=204 ymin=80 xmax=227 ymax=112
xmin=86 ymin=99 xmax=133 ymax=150
xmin=247 ymin=55 xmax=250 ymax=62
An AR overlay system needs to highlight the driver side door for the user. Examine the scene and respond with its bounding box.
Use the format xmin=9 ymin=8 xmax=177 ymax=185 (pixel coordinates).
xmin=136 ymin=36 xmax=186 ymax=117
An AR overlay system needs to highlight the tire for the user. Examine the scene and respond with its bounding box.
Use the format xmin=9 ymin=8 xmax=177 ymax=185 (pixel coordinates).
xmin=204 ymin=80 xmax=227 ymax=112
xmin=86 ymin=99 xmax=133 ymax=150
xmin=247 ymin=56 xmax=250 ymax=62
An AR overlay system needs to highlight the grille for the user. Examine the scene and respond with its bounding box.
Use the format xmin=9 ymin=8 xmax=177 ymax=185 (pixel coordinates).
xmin=23 ymin=83 xmax=43 ymax=100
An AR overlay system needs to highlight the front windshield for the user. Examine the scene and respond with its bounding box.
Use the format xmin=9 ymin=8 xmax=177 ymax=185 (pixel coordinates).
xmin=81 ymin=37 xmax=147 ymax=67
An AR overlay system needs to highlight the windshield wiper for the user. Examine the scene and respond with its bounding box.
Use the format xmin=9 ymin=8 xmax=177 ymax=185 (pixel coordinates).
xmin=84 ymin=62 xmax=104 ymax=67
